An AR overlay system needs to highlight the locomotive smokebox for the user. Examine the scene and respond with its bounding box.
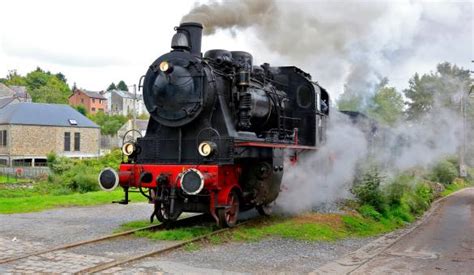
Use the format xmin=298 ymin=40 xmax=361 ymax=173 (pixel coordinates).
xmin=172 ymin=22 xmax=203 ymax=57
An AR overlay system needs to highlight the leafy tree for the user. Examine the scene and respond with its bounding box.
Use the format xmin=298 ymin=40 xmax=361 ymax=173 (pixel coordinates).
xmin=367 ymin=86 xmax=404 ymax=125
xmin=55 ymin=72 xmax=67 ymax=83
xmin=404 ymin=62 xmax=472 ymax=120
xmin=117 ymin=80 xmax=128 ymax=91
xmin=87 ymin=111 xmax=128 ymax=135
xmin=3 ymin=68 xmax=70 ymax=104
xmin=75 ymin=105 xmax=87 ymax=115
xmin=337 ymin=92 xmax=363 ymax=112
xmin=5 ymin=70 xmax=27 ymax=86
xmin=107 ymin=82 xmax=117 ymax=91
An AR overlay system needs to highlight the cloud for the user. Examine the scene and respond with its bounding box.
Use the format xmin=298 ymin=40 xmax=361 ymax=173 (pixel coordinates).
xmin=1 ymin=39 xmax=127 ymax=68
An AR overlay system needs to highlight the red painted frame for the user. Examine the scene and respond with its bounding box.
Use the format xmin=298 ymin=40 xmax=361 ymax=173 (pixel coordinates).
xmin=118 ymin=163 xmax=242 ymax=216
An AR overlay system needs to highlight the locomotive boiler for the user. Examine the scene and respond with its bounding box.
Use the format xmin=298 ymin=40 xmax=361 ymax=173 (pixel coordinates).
xmin=99 ymin=22 xmax=330 ymax=227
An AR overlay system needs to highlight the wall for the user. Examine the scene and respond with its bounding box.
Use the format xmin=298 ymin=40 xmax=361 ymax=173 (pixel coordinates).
xmin=69 ymin=90 xmax=107 ymax=114
xmin=6 ymin=125 xmax=100 ymax=157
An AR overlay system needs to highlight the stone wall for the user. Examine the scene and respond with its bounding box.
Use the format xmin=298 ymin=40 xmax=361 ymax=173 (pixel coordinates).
xmin=7 ymin=125 xmax=100 ymax=157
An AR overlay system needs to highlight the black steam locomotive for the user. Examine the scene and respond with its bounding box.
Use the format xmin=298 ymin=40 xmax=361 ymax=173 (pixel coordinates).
xmin=99 ymin=22 xmax=330 ymax=227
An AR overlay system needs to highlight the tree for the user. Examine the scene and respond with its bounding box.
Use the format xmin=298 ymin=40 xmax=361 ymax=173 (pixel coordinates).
xmin=337 ymin=91 xmax=363 ymax=112
xmin=87 ymin=111 xmax=128 ymax=135
xmin=117 ymin=80 xmax=128 ymax=91
xmin=55 ymin=72 xmax=67 ymax=83
xmin=3 ymin=68 xmax=71 ymax=104
xmin=367 ymin=86 xmax=404 ymax=125
xmin=107 ymin=82 xmax=117 ymax=91
xmin=404 ymin=62 xmax=472 ymax=120
xmin=75 ymin=105 xmax=87 ymax=115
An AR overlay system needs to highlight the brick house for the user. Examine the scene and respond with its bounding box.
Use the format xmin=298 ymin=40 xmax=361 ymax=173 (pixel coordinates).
xmin=69 ymin=88 xmax=107 ymax=114
xmin=0 ymin=103 xmax=100 ymax=167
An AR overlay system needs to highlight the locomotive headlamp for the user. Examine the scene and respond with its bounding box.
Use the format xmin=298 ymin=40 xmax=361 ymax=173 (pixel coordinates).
xmin=122 ymin=142 xmax=136 ymax=156
xmin=180 ymin=168 xmax=205 ymax=195
xmin=198 ymin=141 xmax=217 ymax=157
xmin=159 ymin=61 xmax=173 ymax=73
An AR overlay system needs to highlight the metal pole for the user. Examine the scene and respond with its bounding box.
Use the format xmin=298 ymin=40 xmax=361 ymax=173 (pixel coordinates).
xmin=133 ymin=84 xmax=137 ymax=140
xmin=460 ymin=91 xmax=466 ymax=177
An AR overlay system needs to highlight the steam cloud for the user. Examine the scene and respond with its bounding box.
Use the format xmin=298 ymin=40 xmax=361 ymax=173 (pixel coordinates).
xmin=182 ymin=0 xmax=471 ymax=213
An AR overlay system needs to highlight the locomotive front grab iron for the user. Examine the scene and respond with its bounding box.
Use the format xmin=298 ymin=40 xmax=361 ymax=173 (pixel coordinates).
xmin=99 ymin=22 xmax=330 ymax=227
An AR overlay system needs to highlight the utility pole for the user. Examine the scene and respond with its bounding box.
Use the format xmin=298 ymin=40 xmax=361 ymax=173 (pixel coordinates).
xmin=460 ymin=60 xmax=474 ymax=177
xmin=132 ymin=84 xmax=137 ymax=140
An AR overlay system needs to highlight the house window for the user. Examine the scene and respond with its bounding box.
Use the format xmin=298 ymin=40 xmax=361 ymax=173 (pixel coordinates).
xmin=64 ymin=132 xmax=71 ymax=151
xmin=0 ymin=130 xmax=7 ymax=147
xmin=92 ymin=107 xmax=96 ymax=111
xmin=99 ymin=99 xmax=102 ymax=104
xmin=92 ymin=98 xmax=96 ymax=103
xmin=74 ymin=133 xmax=80 ymax=151
xmin=81 ymin=98 xmax=84 ymax=103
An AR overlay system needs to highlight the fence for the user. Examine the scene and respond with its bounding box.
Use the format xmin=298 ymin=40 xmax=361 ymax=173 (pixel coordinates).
xmin=0 ymin=166 xmax=50 ymax=179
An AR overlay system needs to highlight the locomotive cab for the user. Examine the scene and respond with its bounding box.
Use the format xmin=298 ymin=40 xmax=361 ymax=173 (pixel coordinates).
xmin=99 ymin=22 xmax=330 ymax=227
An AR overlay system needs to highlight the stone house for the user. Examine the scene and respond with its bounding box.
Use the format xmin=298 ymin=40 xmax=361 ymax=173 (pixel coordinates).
xmin=69 ymin=88 xmax=107 ymax=114
xmin=0 ymin=103 xmax=100 ymax=167
xmin=117 ymin=119 xmax=148 ymax=147
xmin=103 ymin=90 xmax=146 ymax=116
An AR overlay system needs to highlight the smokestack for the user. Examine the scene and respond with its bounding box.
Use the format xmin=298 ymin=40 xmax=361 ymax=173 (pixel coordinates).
xmin=171 ymin=22 xmax=203 ymax=57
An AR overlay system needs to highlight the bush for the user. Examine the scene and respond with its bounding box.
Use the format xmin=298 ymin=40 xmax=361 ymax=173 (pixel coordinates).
xmin=69 ymin=173 xmax=99 ymax=193
xmin=430 ymin=160 xmax=458 ymax=185
xmin=384 ymin=174 xmax=412 ymax=206
xmin=358 ymin=204 xmax=383 ymax=221
xmin=352 ymin=168 xmax=387 ymax=212
xmin=44 ymin=149 xmax=122 ymax=194
xmin=47 ymin=152 xmax=74 ymax=175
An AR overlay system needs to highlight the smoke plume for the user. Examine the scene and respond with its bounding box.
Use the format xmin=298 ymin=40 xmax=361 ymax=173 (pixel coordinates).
xmin=182 ymin=0 xmax=471 ymax=213
xmin=275 ymin=113 xmax=368 ymax=214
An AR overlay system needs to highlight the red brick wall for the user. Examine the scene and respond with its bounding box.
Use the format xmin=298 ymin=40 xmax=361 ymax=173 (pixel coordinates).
xmin=68 ymin=90 xmax=106 ymax=114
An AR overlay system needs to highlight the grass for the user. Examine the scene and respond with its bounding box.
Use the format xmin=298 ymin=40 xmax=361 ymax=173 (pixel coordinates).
xmin=118 ymin=219 xmax=214 ymax=241
xmin=0 ymin=189 xmax=147 ymax=214
xmin=116 ymin=212 xmax=399 ymax=246
xmin=441 ymin=178 xmax=473 ymax=196
xmin=0 ymin=175 xmax=31 ymax=184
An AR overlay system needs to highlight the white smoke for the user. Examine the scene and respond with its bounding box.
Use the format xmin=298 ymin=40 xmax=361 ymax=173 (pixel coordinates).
xmin=182 ymin=0 xmax=471 ymax=213
xmin=182 ymin=0 xmax=471 ymax=98
xmin=275 ymin=112 xmax=368 ymax=214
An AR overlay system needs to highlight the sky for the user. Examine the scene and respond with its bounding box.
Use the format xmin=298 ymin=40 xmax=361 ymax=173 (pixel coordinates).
xmin=0 ymin=0 xmax=472 ymax=99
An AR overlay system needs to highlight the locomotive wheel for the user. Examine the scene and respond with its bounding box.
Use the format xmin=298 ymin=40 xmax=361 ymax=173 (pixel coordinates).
xmin=217 ymin=190 xmax=239 ymax=228
xmin=154 ymin=202 xmax=180 ymax=224
xmin=256 ymin=204 xmax=273 ymax=216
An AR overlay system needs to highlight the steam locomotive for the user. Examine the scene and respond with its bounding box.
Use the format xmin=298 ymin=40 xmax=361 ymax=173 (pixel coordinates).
xmin=99 ymin=22 xmax=330 ymax=227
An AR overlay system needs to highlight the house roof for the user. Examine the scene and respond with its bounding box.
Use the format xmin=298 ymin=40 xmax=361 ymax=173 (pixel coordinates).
xmin=0 ymin=83 xmax=15 ymax=98
xmin=0 ymin=97 xmax=17 ymax=109
xmin=111 ymin=89 xmax=134 ymax=99
xmin=83 ymin=90 xmax=107 ymax=100
xmin=71 ymin=89 xmax=107 ymax=100
xmin=0 ymin=103 xmax=99 ymax=128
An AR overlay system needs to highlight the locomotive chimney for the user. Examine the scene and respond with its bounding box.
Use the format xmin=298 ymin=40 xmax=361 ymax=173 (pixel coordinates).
xmin=172 ymin=22 xmax=203 ymax=57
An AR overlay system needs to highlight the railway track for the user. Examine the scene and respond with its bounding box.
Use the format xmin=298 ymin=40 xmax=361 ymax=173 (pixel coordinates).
xmin=0 ymin=214 xmax=206 ymax=265
xmin=74 ymin=222 xmax=247 ymax=274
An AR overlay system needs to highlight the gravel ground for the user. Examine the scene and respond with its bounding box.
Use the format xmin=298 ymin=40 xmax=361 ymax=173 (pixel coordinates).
xmin=0 ymin=202 xmax=153 ymax=245
xmin=0 ymin=203 xmax=374 ymax=274
xmin=149 ymin=237 xmax=373 ymax=274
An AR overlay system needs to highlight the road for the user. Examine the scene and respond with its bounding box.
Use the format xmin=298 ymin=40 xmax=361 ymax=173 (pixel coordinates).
xmin=352 ymin=188 xmax=474 ymax=274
